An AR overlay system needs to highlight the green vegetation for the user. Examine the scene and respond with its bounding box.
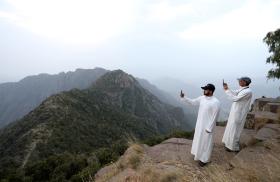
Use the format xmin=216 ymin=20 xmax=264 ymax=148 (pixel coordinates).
xmin=142 ymin=130 xmax=194 ymax=146
xmin=263 ymin=28 xmax=280 ymax=79
xmin=1 ymin=151 xmax=109 ymax=182
xmin=0 ymin=130 xmax=194 ymax=182
xmin=0 ymin=70 xmax=188 ymax=181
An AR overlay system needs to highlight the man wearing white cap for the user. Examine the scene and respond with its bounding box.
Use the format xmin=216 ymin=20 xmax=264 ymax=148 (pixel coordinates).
xmin=180 ymin=84 xmax=220 ymax=166
xmin=222 ymin=77 xmax=253 ymax=152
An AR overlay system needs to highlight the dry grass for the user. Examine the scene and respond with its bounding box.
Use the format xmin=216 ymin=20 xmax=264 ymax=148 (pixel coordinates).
xmin=119 ymin=143 xmax=144 ymax=170
xmin=160 ymin=172 xmax=178 ymax=182
xmin=127 ymin=152 xmax=141 ymax=169
xmin=94 ymin=143 xmax=145 ymax=182
xmin=195 ymin=164 xmax=237 ymax=182
xmin=94 ymin=163 xmax=120 ymax=182
xmin=138 ymin=166 xmax=183 ymax=182
xmin=230 ymin=154 xmax=280 ymax=182
xmin=129 ymin=143 xmax=144 ymax=154
xmin=195 ymin=150 xmax=280 ymax=182
xmin=95 ymin=153 xmax=280 ymax=182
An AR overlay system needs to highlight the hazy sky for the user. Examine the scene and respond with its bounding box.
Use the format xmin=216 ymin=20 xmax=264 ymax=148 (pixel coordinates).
xmin=0 ymin=0 xmax=280 ymax=84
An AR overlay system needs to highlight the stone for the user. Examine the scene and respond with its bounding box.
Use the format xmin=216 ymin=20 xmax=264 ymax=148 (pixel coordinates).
xmin=255 ymin=124 xmax=280 ymax=141
xmin=229 ymin=138 xmax=280 ymax=182
xmin=264 ymin=103 xmax=280 ymax=114
xmin=244 ymin=112 xmax=255 ymax=129
xmin=252 ymin=98 xmax=280 ymax=112
xmin=254 ymin=111 xmax=280 ymax=129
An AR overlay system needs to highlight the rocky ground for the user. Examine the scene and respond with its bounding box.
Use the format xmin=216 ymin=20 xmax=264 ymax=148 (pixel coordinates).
xmin=94 ymin=125 xmax=280 ymax=182
xmin=94 ymin=98 xmax=280 ymax=182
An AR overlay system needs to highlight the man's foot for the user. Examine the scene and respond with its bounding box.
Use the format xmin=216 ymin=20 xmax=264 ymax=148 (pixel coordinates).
xmin=225 ymin=147 xmax=239 ymax=153
xmin=225 ymin=147 xmax=232 ymax=152
xmin=198 ymin=161 xmax=207 ymax=167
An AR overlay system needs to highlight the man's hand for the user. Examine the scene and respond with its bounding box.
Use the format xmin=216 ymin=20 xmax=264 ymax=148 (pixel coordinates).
xmin=223 ymin=79 xmax=229 ymax=90
xmin=180 ymin=90 xmax=185 ymax=98
xmin=205 ymin=130 xmax=211 ymax=133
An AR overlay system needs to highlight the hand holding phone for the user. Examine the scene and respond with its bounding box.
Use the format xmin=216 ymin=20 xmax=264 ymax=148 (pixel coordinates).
xmin=180 ymin=90 xmax=185 ymax=98
xmin=223 ymin=79 xmax=228 ymax=90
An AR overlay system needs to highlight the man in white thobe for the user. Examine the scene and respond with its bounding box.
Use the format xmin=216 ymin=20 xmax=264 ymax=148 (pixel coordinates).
xmin=180 ymin=84 xmax=220 ymax=167
xmin=222 ymin=77 xmax=253 ymax=152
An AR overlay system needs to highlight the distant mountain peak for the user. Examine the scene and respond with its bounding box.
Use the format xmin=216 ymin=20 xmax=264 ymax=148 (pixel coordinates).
xmin=94 ymin=70 xmax=138 ymax=89
xmin=74 ymin=67 xmax=107 ymax=73
xmin=0 ymin=67 xmax=109 ymax=127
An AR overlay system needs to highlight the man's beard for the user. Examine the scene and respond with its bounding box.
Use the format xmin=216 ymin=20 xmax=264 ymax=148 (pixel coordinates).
xmin=204 ymin=92 xmax=211 ymax=96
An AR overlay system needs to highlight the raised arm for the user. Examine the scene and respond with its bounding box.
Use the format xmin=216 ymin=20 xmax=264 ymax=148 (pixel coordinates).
xmin=226 ymin=89 xmax=239 ymax=96
xmin=225 ymin=89 xmax=252 ymax=102
xmin=181 ymin=96 xmax=202 ymax=106
xmin=223 ymin=82 xmax=239 ymax=96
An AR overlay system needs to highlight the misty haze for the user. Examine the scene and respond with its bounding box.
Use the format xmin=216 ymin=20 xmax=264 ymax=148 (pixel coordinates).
xmin=0 ymin=0 xmax=280 ymax=181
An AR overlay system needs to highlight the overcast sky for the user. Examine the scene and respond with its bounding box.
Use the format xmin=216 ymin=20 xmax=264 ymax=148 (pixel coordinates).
xmin=0 ymin=0 xmax=280 ymax=85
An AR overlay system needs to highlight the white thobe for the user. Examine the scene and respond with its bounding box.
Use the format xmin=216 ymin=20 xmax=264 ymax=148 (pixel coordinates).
xmin=181 ymin=95 xmax=220 ymax=163
xmin=222 ymin=86 xmax=252 ymax=151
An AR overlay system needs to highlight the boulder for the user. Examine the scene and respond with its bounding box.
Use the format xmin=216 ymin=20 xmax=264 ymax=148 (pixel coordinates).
xmin=244 ymin=112 xmax=255 ymax=129
xmin=255 ymin=124 xmax=280 ymax=141
xmin=245 ymin=98 xmax=280 ymax=130
xmin=264 ymin=103 xmax=280 ymax=114
xmin=229 ymin=138 xmax=280 ymax=182
xmin=254 ymin=111 xmax=280 ymax=129
xmin=229 ymin=122 xmax=280 ymax=182
xmin=252 ymin=98 xmax=280 ymax=112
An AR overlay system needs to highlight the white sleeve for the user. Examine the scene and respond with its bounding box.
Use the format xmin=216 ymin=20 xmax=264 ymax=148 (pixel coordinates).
xmin=227 ymin=89 xmax=239 ymax=96
xmin=225 ymin=90 xmax=252 ymax=102
xmin=180 ymin=96 xmax=201 ymax=106
xmin=205 ymin=103 xmax=220 ymax=133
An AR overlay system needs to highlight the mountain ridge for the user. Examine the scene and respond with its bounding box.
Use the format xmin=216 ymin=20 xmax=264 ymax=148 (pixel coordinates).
xmin=0 ymin=68 xmax=196 ymax=128
xmin=0 ymin=67 xmax=109 ymax=127
xmin=0 ymin=70 xmax=190 ymax=181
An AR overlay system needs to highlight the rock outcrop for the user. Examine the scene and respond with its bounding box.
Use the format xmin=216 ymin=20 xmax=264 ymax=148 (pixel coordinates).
xmin=245 ymin=97 xmax=280 ymax=129
xmin=95 ymin=97 xmax=280 ymax=182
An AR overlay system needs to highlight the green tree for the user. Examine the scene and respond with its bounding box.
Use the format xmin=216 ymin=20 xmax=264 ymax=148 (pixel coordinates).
xmin=263 ymin=28 xmax=280 ymax=79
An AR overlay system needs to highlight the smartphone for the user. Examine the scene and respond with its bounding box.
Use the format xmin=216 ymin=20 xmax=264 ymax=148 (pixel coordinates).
xmin=180 ymin=90 xmax=184 ymax=97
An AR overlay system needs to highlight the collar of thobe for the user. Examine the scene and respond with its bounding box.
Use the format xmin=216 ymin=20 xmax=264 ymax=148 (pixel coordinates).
xmin=204 ymin=95 xmax=213 ymax=99
xmin=238 ymin=86 xmax=249 ymax=94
